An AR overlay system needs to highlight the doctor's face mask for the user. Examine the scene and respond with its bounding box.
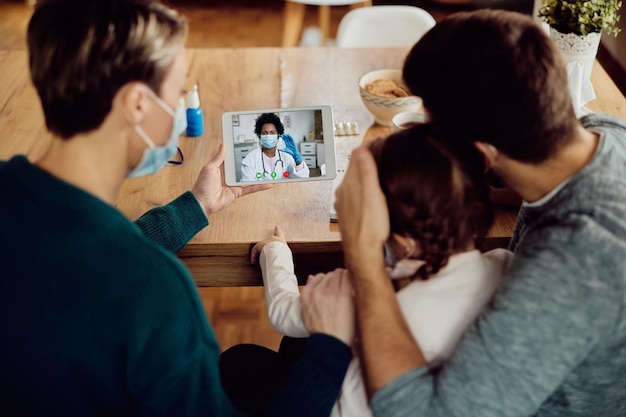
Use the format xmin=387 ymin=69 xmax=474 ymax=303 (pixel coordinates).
xmin=260 ymin=134 xmax=278 ymax=149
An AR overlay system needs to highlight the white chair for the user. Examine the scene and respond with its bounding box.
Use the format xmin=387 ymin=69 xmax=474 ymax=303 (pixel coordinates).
xmin=335 ymin=5 xmax=436 ymax=48
xmin=282 ymin=0 xmax=372 ymax=47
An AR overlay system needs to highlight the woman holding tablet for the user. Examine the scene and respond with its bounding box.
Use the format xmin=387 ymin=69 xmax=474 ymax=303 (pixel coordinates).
xmin=0 ymin=1 xmax=353 ymax=416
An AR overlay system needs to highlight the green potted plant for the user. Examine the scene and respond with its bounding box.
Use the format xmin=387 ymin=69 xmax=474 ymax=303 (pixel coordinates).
xmin=538 ymin=0 xmax=622 ymax=36
xmin=537 ymin=0 xmax=622 ymax=114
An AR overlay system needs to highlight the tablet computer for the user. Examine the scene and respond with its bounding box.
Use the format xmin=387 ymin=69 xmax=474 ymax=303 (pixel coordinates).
xmin=222 ymin=105 xmax=336 ymax=186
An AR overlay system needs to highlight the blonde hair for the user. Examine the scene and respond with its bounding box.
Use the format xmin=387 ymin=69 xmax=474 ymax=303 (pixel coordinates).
xmin=28 ymin=0 xmax=188 ymax=138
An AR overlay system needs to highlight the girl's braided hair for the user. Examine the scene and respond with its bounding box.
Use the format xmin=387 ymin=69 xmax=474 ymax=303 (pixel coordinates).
xmin=369 ymin=123 xmax=494 ymax=281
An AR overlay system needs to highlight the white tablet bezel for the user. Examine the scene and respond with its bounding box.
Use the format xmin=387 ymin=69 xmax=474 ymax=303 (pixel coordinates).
xmin=222 ymin=105 xmax=336 ymax=186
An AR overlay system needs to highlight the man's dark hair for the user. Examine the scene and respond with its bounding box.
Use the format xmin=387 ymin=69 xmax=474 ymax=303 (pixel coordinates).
xmin=403 ymin=9 xmax=578 ymax=163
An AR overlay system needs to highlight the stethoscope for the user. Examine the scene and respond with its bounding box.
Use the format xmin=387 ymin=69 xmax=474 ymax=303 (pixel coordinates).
xmin=260 ymin=149 xmax=284 ymax=179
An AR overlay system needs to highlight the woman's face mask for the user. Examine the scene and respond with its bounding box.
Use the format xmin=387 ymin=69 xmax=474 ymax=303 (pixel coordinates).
xmin=260 ymin=134 xmax=278 ymax=149
xmin=127 ymin=89 xmax=186 ymax=179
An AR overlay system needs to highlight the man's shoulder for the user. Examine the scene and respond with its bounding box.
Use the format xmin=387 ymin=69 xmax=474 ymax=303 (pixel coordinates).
xmin=581 ymin=113 xmax=626 ymax=154
xmin=580 ymin=112 xmax=626 ymax=132
xmin=515 ymin=211 xmax=626 ymax=273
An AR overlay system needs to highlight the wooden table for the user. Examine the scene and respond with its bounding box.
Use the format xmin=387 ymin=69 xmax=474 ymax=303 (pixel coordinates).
xmin=1 ymin=47 xmax=625 ymax=285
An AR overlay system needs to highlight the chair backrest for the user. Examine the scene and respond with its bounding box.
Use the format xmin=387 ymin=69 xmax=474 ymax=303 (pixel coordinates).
xmin=335 ymin=5 xmax=436 ymax=48
xmin=287 ymin=0 xmax=367 ymax=4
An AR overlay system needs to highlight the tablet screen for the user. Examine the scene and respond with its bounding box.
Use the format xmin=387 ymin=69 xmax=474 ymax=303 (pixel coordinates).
xmin=222 ymin=105 xmax=336 ymax=186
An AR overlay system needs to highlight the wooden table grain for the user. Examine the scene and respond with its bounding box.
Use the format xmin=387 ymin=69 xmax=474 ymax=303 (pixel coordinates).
xmin=1 ymin=47 xmax=625 ymax=285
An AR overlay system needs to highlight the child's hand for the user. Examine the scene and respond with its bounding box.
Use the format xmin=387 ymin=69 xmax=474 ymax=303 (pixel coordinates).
xmin=250 ymin=224 xmax=288 ymax=264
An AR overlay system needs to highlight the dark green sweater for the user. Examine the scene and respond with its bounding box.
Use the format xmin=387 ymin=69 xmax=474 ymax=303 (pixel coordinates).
xmin=0 ymin=156 xmax=351 ymax=417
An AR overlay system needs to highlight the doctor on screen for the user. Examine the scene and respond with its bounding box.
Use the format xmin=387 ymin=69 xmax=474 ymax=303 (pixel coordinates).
xmin=240 ymin=113 xmax=310 ymax=181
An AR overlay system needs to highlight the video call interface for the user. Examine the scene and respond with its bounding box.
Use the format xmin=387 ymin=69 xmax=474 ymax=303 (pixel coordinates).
xmin=230 ymin=109 xmax=327 ymax=182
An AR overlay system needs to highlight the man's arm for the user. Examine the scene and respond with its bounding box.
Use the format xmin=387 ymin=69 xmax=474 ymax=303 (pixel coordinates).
xmin=334 ymin=146 xmax=426 ymax=396
xmin=350 ymin=259 xmax=426 ymax=397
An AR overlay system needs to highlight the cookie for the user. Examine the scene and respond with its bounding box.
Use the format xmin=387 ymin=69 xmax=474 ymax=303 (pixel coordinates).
xmin=366 ymin=79 xmax=410 ymax=98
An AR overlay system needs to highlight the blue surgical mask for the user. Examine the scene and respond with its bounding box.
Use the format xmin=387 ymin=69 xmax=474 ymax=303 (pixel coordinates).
xmin=261 ymin=134 xmax=278 ymax=149
xmin=127 ymin=90 xmax=187 ymax=178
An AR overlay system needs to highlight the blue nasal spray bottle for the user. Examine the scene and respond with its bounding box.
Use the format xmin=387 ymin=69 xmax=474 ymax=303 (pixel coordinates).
xmin=186 ymin=84 xmax=204 ymax=137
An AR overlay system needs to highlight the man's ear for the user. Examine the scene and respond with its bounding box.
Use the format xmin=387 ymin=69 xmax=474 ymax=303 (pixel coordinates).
xmin=474 ymin=141 xmax=499 ymax=169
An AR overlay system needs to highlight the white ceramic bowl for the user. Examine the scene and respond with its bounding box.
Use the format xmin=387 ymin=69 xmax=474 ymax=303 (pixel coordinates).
xmin=359 ymin=69 xmax=422 ymax=126
xmin=392 ymin=111 xmax=426 ymax=132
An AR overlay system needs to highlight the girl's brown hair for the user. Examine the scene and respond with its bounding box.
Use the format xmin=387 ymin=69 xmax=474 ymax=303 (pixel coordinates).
xmin=369 ymin=123 xmax=494 ymax=280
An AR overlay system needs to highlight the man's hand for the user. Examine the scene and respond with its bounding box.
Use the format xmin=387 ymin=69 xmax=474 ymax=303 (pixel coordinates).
xmin=336 ymin=146 xmax=426 ymax=397
xmin=301 ymin=268 xmax=355 ymax=347
xmin=281 ymin=134 xmax=304 ymax=164
xmin=191 ymin=143 xmax=272 ymax=217
xmin=335 ymin=146 xmax=389 ymax=270
xmin=250 ymin=224 xmax=288 ymax=264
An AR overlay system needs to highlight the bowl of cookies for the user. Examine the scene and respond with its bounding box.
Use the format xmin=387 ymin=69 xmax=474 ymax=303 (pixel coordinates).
xmin=359 ymin=69 xmax=422 ymax=126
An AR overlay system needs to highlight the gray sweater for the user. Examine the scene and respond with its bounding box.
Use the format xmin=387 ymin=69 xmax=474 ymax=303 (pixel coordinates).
xmin=371 ymin=113 xmax=626 ymax=417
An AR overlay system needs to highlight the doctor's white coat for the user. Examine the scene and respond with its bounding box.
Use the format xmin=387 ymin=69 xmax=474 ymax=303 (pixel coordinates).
xmin=240 ymin=147 xmax=310 ymax=181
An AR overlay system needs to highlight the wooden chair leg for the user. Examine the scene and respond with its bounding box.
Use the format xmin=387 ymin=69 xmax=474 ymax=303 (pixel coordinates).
xmin=318 ymin=5 xmax=330 ymax=46
xmin=350 ymin=1 xmax=373 ymax=9
xmin=282 ymin=1 xmax=306 ymax=47
xmin=350 ymin=0 xmax=372 ymax=10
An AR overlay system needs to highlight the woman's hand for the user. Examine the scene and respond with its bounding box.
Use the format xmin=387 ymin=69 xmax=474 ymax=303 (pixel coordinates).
xmin=192 ymin=143 xmax=272 ymax=218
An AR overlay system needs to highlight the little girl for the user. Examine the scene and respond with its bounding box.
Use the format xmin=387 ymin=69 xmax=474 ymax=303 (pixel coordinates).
xmin=250 ymin=123 xmax=513 ymax=417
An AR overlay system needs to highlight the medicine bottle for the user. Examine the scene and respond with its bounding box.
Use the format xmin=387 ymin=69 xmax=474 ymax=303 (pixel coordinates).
xmin=186 ymin=84 xmax=204 ymax=137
